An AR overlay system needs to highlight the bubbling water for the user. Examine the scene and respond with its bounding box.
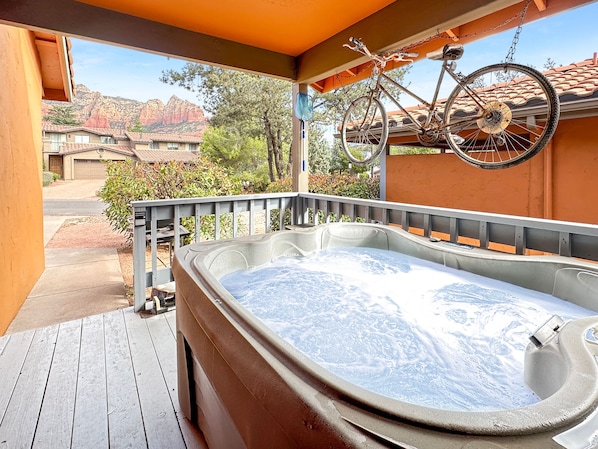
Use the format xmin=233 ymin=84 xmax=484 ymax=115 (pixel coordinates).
xmin=220 ymin=247 xmax=595 ymax=412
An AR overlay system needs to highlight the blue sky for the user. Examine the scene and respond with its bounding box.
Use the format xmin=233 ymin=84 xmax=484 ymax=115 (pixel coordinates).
xmin=70 ymin=2 xmax=598 ymax=106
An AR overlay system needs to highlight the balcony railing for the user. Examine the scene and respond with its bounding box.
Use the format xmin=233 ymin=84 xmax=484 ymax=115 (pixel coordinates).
xmin=132 ymin=193 xmax=598 ymax=312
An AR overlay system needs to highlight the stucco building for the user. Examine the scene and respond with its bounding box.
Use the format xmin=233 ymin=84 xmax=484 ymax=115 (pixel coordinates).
xmin=42 ymin=124 xmax=202 ymax=179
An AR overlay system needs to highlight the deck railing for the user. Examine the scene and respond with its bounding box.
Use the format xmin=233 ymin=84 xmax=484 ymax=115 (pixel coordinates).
xmin=132 ymin=193 xmax=598 ymax=311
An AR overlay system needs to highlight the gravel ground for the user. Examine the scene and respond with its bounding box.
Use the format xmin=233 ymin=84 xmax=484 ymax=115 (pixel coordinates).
xmin=46 ymin=216 xmax=128 ymax=249
xmin=43 ymin=179 xmax=105 ymax=200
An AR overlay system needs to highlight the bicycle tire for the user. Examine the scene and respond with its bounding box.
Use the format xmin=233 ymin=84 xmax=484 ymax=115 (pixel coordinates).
xmin=340 ymin=95 xmax=388 ymax=165
xmin=444 ymin=63 xmax=560 ymax=169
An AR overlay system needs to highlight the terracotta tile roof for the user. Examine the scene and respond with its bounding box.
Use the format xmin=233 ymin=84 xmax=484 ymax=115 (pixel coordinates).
xmin=125 ymin=132 xmax=202 ymax=144
xmin=385 ymin=57 xmax=598 ymax=129
xmin=547 ymin=58 xmax=598 ymax=100
xmin=132 ymin=149 xmax=199 ymax=162
xmin=58 ymin=143 xmax=135 ymax=156
xmin=42 ymin=123 xmax=128 ymax=137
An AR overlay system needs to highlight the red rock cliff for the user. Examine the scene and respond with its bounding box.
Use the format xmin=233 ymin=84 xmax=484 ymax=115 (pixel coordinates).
xmin=43 ymin=84 xmax=207 ymax=134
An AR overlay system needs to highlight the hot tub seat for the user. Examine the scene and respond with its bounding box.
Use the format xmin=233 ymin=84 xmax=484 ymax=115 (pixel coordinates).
xmin=173 ymin=223 xmax=598 ymax=449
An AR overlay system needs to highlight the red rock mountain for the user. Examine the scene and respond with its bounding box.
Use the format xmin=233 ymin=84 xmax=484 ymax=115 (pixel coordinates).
xmin=42 ymin=84 xmax=208 ymax=135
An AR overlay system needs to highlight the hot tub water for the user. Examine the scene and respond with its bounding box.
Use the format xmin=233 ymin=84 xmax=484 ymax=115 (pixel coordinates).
xmin=221 ymin=247 xmax=595 ymax=412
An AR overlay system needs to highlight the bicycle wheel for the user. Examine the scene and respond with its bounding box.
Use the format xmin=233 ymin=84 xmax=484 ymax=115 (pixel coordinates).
xmin=444 ymin=63 xmax=560 ymax=169
xmin=340 ymin=95 xmax=388 ymax=165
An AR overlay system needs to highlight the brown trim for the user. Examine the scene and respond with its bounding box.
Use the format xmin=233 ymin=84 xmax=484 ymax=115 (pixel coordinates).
xmin=0 ymin=0 xmax=296 ymax=80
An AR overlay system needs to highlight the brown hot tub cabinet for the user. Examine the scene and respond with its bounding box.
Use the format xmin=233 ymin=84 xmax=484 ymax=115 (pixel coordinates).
xmin=173 ymin=223 xmax=598 ymax=449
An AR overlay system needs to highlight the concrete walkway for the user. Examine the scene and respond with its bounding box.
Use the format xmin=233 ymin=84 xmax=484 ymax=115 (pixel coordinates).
xmin=7 ymin=181 xmax=129 ymax=334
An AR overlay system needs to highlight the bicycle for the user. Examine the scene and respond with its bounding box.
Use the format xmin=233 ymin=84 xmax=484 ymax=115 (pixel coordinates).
xmin=340 ymin=37 xmax=560 ymax=169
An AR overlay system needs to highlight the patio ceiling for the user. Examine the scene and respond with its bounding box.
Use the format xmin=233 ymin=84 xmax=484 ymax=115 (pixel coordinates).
xmin=0 ymin=0 xmax=595 ymax=92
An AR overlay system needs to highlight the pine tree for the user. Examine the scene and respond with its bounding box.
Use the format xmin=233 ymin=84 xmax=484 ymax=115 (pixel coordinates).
xmin=44 ymin=105 xmax=82 ymax=125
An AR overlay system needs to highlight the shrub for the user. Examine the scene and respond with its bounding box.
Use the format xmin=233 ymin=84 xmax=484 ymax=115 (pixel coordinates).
xmin=265 ymin=174 xmax=380 ymax=230
xmin=42 ymin=171 xmax=55 ymax=187
xmin=266 ymin=174 xmax=379 ymax=199
xmin=97 ymin=158 xmax=241 ymax=238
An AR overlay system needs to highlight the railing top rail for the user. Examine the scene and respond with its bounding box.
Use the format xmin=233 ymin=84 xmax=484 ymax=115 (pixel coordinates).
xmin=133 ymin=192 xmax=598 ymax=311
xmin=132 ymin=192 xmax=299 ymax=208
xmin=297 ymin=193 xmax=598 ymax=235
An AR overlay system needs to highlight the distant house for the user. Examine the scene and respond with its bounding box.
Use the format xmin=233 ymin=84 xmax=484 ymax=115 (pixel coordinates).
xmin=42 ymin=125 xmax=202 ymax=179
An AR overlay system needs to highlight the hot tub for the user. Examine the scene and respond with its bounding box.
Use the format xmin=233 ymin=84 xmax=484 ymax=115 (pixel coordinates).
xmin=173 ymin=223 xmax=598 ymax=449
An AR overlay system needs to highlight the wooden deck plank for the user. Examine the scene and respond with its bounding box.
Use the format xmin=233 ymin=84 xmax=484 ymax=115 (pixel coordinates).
xmin=125 ymin=310 xmax=186 ymax=449
xmin=0 ymin=330 xmax=35 ymax=426
xmin=0 ymin=308 xmax=204 ymax=449
xmin=71 ymin=314 xmax=109 ymax=449
xmin=104 ymin=309 xmax=148 ymax=449
xmin=164 ymin=311 xmax=177 ymax=337
xmin=33 ymin=319 xmax=82 ymax=449
xmin=0 ymin=325 xmax=59 ymax=449
xmin=0 ymin=333 xmax=10 ymax=356
xmin=146 ymin=312 xmax=208 ymax=449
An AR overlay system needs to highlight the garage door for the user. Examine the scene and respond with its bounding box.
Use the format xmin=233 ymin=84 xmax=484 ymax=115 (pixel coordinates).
xmin=74 ymin=160 xmax=107 ymax=179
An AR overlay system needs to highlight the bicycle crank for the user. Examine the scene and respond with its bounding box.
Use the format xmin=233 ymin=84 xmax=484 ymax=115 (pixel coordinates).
xmin=477 ymin=101 xmax=512 ymax=134
xmin=417 ymin=115 xmax=442 ymax=147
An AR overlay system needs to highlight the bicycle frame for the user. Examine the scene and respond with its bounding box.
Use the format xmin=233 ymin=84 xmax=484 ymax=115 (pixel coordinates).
xmin=341 ymin=37 xmax=560 ymax=168
xmin=372 ymin=60 xmax=472 ymax=132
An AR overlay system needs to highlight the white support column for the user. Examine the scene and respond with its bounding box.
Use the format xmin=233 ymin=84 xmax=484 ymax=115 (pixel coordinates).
xmin=291 ymin=83 xmax=309 ymax=192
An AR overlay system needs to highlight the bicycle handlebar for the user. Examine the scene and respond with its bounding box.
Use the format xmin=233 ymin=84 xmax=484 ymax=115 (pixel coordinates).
xmin=344 ymin=37 xmax=418 ymax=66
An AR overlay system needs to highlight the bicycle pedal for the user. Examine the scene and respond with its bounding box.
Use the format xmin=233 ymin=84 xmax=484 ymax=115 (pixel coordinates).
xmin=449 ymin=134 xmax=465 ymax=145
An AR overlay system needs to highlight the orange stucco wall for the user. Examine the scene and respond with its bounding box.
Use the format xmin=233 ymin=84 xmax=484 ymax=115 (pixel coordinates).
xmin=0 ymin=25 xmax=45 ymax=335
xmin=551 ymin=117 xmax=598 ymax=224
xmin=385 ymin=116 xmax=598 ymax=225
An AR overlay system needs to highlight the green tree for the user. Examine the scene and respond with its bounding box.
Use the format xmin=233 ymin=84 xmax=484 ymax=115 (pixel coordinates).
xmin=329 ymin=140 xmax=369 ymax=176
xmin=200 ymin=125 xmax=270 ymax=190
xmin=44 ymin=105 xmax=82 ymax=126
xmin=307 ymin=65 xmax=409 ymax=173
xmin=307 ymin=126 xmax=331 ymax=174
xmin=127 ymin=116 xmax=144 ymax=132
xmin=161 ymin=65 xmax=292 ymax=182
xmin=161 ymin=63 xmax=408 ymax=181
xmin=309 ymin=66 xmax=410 ymax=126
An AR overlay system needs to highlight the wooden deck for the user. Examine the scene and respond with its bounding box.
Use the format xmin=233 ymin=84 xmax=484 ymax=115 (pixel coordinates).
xmin=0 ymin=308 xmax=207 ymax=449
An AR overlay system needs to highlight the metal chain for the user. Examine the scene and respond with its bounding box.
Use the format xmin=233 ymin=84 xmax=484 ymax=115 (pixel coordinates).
xmin=505 ymin=0 xmax=532 ymax=63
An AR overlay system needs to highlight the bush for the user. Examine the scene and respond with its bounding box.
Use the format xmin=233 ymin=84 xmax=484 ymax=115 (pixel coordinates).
xmin=266 ymin=174 xmax=379 ymax=199
xmin=42 ymin=171 xmax=55 ymax=187
xmin=265 ymin=174 xmax=380 ymax=230
xmin=97 ymin=158 xmax=241 ymax=238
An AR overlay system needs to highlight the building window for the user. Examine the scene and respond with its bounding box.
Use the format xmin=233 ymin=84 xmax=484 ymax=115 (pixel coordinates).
xmin=188 ymin=143 xmax=197 ymax=152
xmin=167 ymin=142 xmax=179 ymax=150
xmin=49 ymin=133 xmax=65 ymax=152
xmin=100 ymin=136 xmax=115 ymax=144
xmin=149 ymin=142 xmax=160 ymax=149
xmin=75 ymin=135 xmax=90 ymax=143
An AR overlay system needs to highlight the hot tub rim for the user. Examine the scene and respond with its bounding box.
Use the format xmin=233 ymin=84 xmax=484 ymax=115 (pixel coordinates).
xmin=178 ymin=222 xmax=598 ymax=436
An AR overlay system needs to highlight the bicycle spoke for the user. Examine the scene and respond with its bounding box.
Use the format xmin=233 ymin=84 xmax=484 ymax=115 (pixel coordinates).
xmin=341 ymin=95 xmax=388 ymax=165
xmin=508 ymin=117 xmax=547 ymax=139
xmin=444 ymin=62 xmax=559 ymax=168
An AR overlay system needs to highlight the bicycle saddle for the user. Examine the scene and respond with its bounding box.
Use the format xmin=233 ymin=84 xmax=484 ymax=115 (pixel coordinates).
xmin=427 ymin=44 xmax=464 ymax=61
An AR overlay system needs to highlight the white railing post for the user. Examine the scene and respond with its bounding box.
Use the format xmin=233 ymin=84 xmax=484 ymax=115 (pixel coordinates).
xmin=133 ymin=206 xmax=147 ymax=312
